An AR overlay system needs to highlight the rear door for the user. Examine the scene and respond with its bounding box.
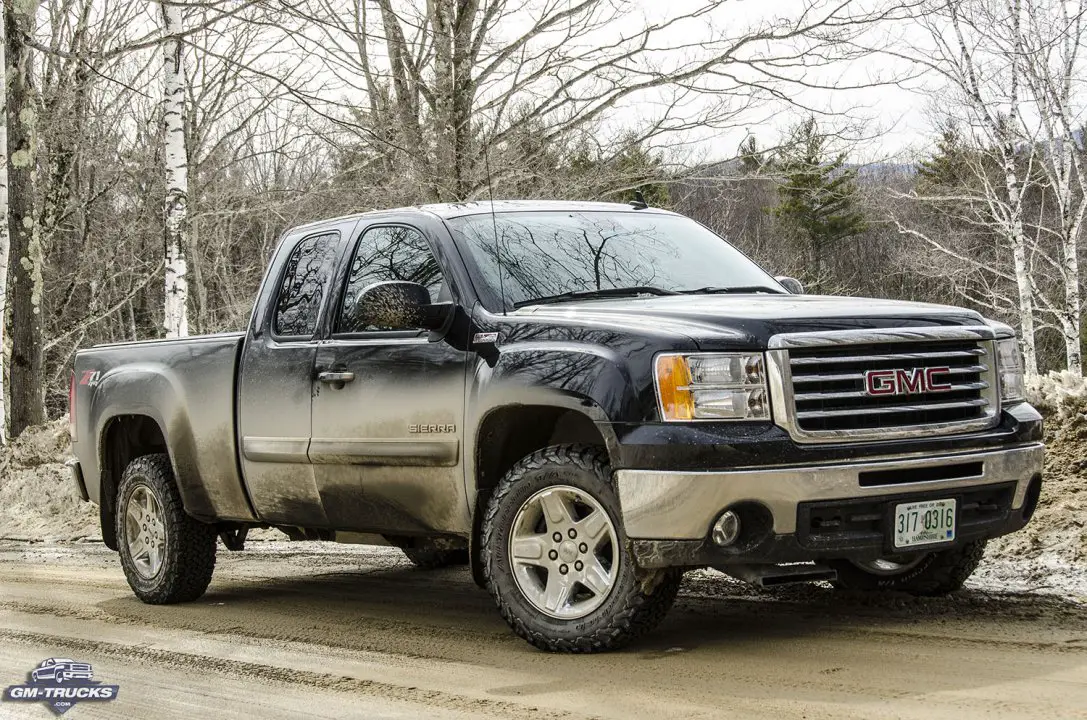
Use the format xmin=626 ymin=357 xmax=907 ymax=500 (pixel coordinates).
xmin=309 ymin=220 xmax=471 ymax=535
xmin=237 ymin=226 xmax=349 ymax=526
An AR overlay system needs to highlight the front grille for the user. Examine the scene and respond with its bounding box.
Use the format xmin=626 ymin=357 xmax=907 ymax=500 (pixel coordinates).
xmin=769 ymin=328 xmax=1001 ymax=442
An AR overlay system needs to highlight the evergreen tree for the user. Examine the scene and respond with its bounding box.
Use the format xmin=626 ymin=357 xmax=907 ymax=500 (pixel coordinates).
xmin=738 ymin=135 xmax=765 ymax=175
xmin=917 ymin=125 xmax=973 ymax=190
xmin=771 ymin=118 xmax=866 ymax=263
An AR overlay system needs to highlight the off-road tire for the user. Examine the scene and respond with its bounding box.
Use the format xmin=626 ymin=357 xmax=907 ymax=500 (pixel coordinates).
xmin=116 ymin=454 xmax=217 ymax=604
xmin=828 ymin=540 xmax=987 ymax=596
xmin=401 ymin=546 xmax=470 ymax=570
xmin=482 ymin=444 xmax=683 ymax=653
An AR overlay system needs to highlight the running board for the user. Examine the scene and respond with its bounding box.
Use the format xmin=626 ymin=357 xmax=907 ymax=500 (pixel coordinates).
xmin=718 ymin=563 xmax=838 ymax=587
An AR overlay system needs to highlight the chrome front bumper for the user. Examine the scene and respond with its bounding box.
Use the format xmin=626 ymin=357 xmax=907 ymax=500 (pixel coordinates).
xmin=615 ymin=443 xmax=1044 ymax=539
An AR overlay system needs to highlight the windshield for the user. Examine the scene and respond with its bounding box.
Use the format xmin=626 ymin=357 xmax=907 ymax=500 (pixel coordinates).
xmin=446 ymin=211 xmax=781 ymax=310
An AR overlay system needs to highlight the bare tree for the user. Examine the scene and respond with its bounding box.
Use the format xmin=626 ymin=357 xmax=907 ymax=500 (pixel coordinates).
xmin=287 ymin=0 xmax=913 ymax=204
xmin=6 ymin=0 xmax=45 ymax=436
xmin=161 ymin=0 xmax=189 ymax=338
xmin=891 ymin=0 xmax=1087 ymax=375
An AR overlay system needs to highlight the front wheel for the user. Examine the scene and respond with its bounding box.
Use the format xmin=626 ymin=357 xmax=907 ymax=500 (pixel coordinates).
xmin=828 ymin=540 xmax=987 ymax=596
xmin=116 ymin=454 xmax=218 ymax=604
xmin=482 ymin=445 xmax=682 ymax=653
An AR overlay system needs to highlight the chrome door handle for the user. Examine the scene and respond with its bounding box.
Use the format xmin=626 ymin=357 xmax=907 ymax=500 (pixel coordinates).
xmin=317 ymin=371 xmax=355 ymax=384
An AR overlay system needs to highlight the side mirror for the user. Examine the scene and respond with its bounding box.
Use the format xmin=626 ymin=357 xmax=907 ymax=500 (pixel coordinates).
xmin=354 ymin=281 xmax=451 ymax=331
xmin=775 ymin=276 xmax=804 ymax=294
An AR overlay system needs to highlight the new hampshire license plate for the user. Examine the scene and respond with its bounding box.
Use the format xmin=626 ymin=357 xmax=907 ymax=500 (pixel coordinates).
xmin=893 ymin=498 xmax=956 ymax=549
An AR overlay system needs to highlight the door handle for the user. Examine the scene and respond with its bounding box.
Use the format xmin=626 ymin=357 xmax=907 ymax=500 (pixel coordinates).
xmin=317 ymin=371 xmax=355 ymax=384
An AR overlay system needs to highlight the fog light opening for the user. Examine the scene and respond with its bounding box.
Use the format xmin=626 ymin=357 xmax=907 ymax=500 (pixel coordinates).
xmin=712 ymin=510 xmax=742 ymax=547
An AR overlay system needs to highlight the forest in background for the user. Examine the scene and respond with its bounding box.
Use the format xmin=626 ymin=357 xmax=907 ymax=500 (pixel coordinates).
xmin=1 ymin=0 xmax=1086 ymax=438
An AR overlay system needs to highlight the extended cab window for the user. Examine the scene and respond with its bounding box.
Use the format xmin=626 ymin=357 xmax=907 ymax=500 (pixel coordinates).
xmin=273 ymin=232 xmax=339 ymax=337
xmin=336 ymin=225 xmax=444 ymax=333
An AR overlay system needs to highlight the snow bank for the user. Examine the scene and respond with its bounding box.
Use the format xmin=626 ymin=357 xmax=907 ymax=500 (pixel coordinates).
xmin=0 ymin=418 xmax=99 ymax=542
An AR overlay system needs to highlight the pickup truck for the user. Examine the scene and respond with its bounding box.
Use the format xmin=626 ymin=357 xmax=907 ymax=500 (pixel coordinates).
xmin=69 ymin=200 xmax=1044 ymax=653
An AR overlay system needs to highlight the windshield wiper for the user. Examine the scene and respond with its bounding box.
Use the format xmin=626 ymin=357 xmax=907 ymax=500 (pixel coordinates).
xmin=514 ymin=286 xmax=680 ymax=308
xmin=678 ymin=285 xmax=786 ymax=295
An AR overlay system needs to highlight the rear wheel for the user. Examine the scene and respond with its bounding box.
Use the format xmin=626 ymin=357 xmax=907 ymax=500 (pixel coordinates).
xmin=116 ymin=454 xmax=217 ymax=604
xmin=482 ymin=444 xmax=682 ymax=653
xmin=828 ymin=540 xmax=987 ymax=596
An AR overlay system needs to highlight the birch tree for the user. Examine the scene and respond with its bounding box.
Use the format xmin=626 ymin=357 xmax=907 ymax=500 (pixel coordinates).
xmin=161 ymin=0 xmax=189 ymax=338
xmin=893 ymin=0 xmax=1087 ymax=376
xmin=1016 ymin=0 xmax=1087 ymax=374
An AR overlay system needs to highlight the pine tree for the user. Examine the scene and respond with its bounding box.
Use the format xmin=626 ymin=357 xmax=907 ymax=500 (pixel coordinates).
xmin=771 ymin=118 xmax=866 ymax=264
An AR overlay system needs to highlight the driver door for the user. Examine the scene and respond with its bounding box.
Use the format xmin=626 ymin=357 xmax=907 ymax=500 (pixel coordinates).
xmin=309 ymin=221 xmax=471 ymax=535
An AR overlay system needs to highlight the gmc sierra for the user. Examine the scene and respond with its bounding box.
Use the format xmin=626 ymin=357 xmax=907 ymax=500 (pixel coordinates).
xmin=69 ymin=200 xmax=1044 ymax=653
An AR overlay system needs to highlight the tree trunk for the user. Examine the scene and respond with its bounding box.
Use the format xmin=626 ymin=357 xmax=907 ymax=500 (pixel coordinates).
xmin=161 ymin=0 xmax=189 ymax=338
xmin=0 ymin=12 xmax=9 ymax=443
xmin=6 ymin=0 xmax=44 ymax=437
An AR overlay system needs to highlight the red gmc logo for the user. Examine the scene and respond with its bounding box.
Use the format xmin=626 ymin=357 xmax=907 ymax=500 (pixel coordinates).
xmin=865 ymin=367 xmax=952 ymax=396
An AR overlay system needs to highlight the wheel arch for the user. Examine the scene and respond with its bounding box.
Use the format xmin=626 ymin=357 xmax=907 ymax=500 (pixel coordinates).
xmin=97 ymin=414 xmax=170 ymax=550
xmin=467 ymin=401 xmax=616 ymax=587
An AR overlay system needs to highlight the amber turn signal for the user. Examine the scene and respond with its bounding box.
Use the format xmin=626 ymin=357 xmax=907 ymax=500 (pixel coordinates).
xmin=655 ymin=354 xmax=695 ymax=421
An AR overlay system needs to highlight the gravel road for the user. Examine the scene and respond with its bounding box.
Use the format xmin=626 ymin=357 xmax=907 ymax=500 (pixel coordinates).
xmin=2 ymin=541 xmax=1086 ymax=719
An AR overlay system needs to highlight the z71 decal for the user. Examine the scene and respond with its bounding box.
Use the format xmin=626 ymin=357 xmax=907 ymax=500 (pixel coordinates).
xmin=79 ymin=370 xmax=101 ymax=387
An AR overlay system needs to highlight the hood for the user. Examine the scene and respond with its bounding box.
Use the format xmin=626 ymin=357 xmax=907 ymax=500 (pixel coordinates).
xmin=512 ymin=294 xmax=989 ymax=348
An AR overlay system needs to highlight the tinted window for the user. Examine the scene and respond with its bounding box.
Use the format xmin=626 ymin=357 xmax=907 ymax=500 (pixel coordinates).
xmin=336 ymin=225 xmax=444 ymax=333
xmin=273 ymin=232 xmax=339 ymax=336
xmin=447 ymin=212 xmax=780 ymax=309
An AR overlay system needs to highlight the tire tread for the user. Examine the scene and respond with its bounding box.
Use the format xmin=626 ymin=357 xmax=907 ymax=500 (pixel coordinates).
xmin=116 ymin=453 xmax=217 ymax=604
xmin=481 ymin=444 xmax=681 ymax=653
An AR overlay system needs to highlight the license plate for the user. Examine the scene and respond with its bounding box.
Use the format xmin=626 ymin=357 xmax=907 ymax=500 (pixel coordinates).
xmin=893 ymin=498 xmax=956 ymax=549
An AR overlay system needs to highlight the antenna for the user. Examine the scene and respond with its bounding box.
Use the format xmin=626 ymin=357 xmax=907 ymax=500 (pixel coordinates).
xmin=483 ymin=144 xmax=507 ymax=315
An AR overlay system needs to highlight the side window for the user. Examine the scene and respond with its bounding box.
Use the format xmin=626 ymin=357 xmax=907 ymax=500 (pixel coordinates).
xmin=273 ymin=232 xmax=339 ymax=337
xmin=336 ymin=225 xmax=444 ymax=333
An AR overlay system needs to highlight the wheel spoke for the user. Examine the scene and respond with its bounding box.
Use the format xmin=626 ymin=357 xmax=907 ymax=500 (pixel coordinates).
xmin=542 ymin=570 xmax=573 ymax=613
xmin=147 ymin=543 xmax=160 ymax=573
xmin=129 ymin=535 xmax=148 ymax=561
xmin=581 ymin=557 xmax=612 ymax=597
xmin=510 ymin=534 xmax=548 ymax=564
xmin=576 ymin=509 xmax=610 ymax=543
xmin=538 ymin=490 xmax=573 ymax=529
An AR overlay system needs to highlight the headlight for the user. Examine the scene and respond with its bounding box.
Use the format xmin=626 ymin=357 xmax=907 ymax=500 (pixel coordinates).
xmin=996 ymin=337 xmax=1024 ymax=403
xmin=655 ymin=352 xmax=769 ymax=421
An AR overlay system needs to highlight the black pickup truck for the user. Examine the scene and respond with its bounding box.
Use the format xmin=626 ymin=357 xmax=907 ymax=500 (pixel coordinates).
xmin=69 ymin=200 xmax=1044 ymax=652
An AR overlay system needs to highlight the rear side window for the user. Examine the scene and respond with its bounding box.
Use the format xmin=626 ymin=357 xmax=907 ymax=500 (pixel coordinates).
xmin=273 ymin=232 xmax=339 ymax=337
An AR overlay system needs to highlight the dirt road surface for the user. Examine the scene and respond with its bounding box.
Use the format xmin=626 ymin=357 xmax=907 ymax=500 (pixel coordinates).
xmin=2 ymin=542 xmax=1086 ymax=720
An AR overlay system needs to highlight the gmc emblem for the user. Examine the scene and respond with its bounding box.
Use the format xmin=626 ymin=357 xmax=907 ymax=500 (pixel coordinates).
xmin=865 ymin=367 xmax=952 ymax=396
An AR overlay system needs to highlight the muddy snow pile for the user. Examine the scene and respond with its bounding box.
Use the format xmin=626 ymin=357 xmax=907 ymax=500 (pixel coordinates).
xmin=985 ymin=372 xmax=1087 ymax=566
xmin=0 ymin=417 xmax=99 ymax=542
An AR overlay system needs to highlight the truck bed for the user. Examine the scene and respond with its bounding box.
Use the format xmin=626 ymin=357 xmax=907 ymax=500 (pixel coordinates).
xmin=72 ymin=332 xmax=256 ymax=522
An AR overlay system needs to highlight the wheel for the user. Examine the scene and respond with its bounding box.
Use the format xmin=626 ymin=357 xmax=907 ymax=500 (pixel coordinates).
xmin=482 ymin=444 xmax=682 ymax=653
xmin=116 ymin=454 xmax=217 ymax=604
xmin=828 ymin=540 xmax=987 ymax=596
xmin=400 ymin=545 xmax=470 ymax=570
